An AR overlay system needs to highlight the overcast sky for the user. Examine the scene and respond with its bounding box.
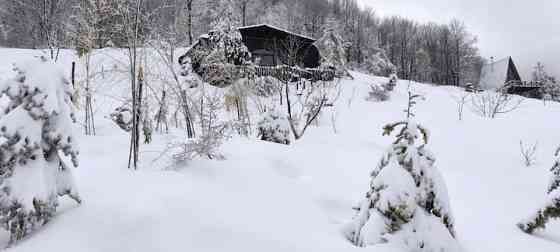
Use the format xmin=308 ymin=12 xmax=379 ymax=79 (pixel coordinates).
xmin=357 ymin=0 xmax=560 ymax=79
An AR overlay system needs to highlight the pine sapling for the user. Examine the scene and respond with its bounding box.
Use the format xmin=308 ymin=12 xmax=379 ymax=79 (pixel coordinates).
xmin=344 ymin=91 xmax=458 ymax=251
xmin=0 ymin=57 xmax=81 ymax=243
xmin=518 ymin=147 xmax=560 ymax=234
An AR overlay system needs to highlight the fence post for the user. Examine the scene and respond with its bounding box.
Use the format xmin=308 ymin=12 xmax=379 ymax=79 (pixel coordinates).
xmin=71 ymin=61 xmax=76 ymax=89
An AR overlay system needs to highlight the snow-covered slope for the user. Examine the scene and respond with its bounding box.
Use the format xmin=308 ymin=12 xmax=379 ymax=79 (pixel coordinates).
xmin=1 ymin=49 xmax=560 ymax=251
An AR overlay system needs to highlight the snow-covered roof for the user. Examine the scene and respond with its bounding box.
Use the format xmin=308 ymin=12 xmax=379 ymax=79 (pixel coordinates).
xmin=479 ymin=57 xmax=513 ymax=90
xmin=238 ymin=24 xmax=316 ymax=42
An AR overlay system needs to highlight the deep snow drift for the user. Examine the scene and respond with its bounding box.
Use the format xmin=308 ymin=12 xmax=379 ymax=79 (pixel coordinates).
xmin=0 ymin=48 xmax=559 ymax=251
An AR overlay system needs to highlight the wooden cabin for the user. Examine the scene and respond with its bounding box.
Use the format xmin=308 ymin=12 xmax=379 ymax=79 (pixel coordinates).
xmin=180 ymin=24 xmax=333 ymax=83
xmin=238 ymin=24 xmax=321 ymax=68
xmin=479 ymin=57 xmax=541 ymax=96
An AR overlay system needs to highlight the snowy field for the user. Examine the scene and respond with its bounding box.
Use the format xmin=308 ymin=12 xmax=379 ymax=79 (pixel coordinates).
xmin=1 ymin=48 xmax=560 ymax=251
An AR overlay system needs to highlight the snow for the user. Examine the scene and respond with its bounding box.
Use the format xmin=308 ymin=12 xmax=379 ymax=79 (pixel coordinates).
xmin=372 ymin=160 xmax=417 ymax=215
xmin=0 ymin=48 xmax=559 ymax=251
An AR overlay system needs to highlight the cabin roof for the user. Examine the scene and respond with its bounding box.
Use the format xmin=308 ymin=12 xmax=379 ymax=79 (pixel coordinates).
xmin=479 ymin=57 xmax=522 ymax=90
xmin=238 ymin=24 xmax=316 ymax=43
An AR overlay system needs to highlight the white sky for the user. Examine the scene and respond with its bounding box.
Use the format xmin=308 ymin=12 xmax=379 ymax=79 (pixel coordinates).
xmin=357 ymin=0 xmax=560 ymax=79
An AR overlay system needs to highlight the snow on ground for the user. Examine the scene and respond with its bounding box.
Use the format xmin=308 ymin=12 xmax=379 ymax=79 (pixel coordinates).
xmin=1 ymin=48 xmax=560 ymax=251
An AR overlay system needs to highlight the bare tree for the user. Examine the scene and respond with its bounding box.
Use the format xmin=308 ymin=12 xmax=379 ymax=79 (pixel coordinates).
xmin=470 ymin=91 xmax=523 ymax=119
xmin=452 ymin=92 xmax=470 ymax=121
xmin=286 ymin=79 xmax=341 ymax=140
xmin=113 ymin=0 xmax=148 ymax=170
xmin=279 ymin=35 xmax=305 ymax=67
xmin=185 ymin=0 xmax=195 ymax=45
xmin=74 ymin=0 xmax=114 ymax=136
xmin=520 ymin=140 xmax=538 ymax=167
xmin=237 ymin=0 xmax=252 ymax=27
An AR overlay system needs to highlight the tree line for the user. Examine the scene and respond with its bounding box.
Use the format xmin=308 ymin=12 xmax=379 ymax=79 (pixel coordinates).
xmin=0 ymin=0 xmax=484 ymax=86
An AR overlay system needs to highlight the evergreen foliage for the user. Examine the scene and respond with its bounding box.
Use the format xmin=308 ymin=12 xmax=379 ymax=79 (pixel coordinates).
xmin=0 ymin=57 xmax=81 ymax=243
xmin=518 ymin=147 xmax=560 ymax=234
xmin=385 ymin=73 xmax=398 ymax=92
xmin=366 ymin=85 xmax=390 ymax=102
xmin=182 ymin=0 xmax=253 ymax=87
xmin=110 ymin=105 xmax=134 ymax=132
xmin=344 ymin=92 xmax=457 ymax=251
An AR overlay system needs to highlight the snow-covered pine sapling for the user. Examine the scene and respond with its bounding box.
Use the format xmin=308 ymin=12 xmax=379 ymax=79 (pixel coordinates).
xmin=110 ymin=104 xmax=133 ymax=132
xmin=343 ymin=91 xmax=458 ymax=251
xmin=257 ymin=109 xmax=291 ymax=145
xmin=384 ymin=72 xmax=398 ymax=92
xmin=0 ymin=57 xmax=81 ymax=243
xmin=168 ymin=90 xmax=231 ymax=167
xmin=142 ymin=103 xmax=153 ymax=144
xmin=366 ymin=84 xmax=390 ymax=102
xmin=518 ymin=147 xmax=560 ymax=234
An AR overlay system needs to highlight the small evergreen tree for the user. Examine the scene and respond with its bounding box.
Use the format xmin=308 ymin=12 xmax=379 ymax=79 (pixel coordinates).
xmin=385 ymin=72 xmax=399 ymax=92
xmin=366 ymin=84 xmax=390 ymax=102
xmin=343 ymin=92 xmax=458 ymax=251
xmin=518 ymin=147 xmax=560 ymax=234
xmin=0 ymin=57 xmax=81 ymax=243
xmin=110 ymin=104 xmax=133 ymax=132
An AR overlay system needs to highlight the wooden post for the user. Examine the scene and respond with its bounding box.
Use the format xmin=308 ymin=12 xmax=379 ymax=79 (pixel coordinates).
xmin=71 ymin=62 xmax=76 ymax=89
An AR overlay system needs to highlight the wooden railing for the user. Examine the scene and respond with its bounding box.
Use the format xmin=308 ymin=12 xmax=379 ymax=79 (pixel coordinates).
xmin=202 ymin=64 xmax=336 ymax=82
xmin=505 ymin=80 xmax=543 ymax=88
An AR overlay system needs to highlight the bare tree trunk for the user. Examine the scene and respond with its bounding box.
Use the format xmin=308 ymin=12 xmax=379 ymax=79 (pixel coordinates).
xmin=126 ymin=0 xmax=143 ymax=170
xmin=186 ymin=0 xmax=193 ymax=45
xmin=181 ymin=89 xmax=195 ymax=138
xmin=241 ymin=1 xmax=248 ymax=26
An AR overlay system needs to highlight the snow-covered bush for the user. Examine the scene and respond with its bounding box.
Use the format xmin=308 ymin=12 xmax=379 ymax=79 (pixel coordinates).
xmin=366 ymin=74 xmax=397 ymax=102
xmin=366 ymin=85 xmax=390 ymax=102
xmin=179 ymin=1 xmax=252 ymax=88
xmin=168 ymin=90 xmax=231 ymax=166
xmin=110 ymin=104 xmax=133 ymax=132
xmin=343 ymin=93 xmax=458 ymax=251
xmin=142 ymin=108 xmax=153 ymax=144
xmin=0 ymin=57 xmax=81 ymax=243
xmin=518 ymin=147 xmax=560 ymax=234
xmin=257 ymin=110 xmax=291 ymax=145
xmin=385 ymin=73 xmax=398 ymax=92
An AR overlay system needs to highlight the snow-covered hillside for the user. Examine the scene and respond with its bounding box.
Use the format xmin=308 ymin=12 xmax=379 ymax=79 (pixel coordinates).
xmin=1 ymin=49 xmax=560 ymax=252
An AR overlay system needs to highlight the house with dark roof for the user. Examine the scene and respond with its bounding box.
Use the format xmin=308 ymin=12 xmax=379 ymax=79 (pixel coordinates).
xmin=238 ymin=24 xmax=321 ymax=68
xmin=179 ymin=24 xmax=333 ymax=84
xmin=479 ymin=57 xmax=542 ymax=96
